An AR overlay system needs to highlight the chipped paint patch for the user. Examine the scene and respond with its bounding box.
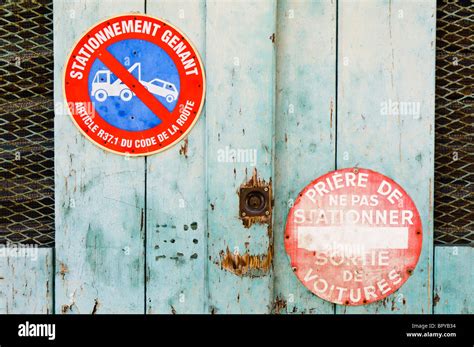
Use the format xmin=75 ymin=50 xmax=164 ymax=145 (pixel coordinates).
xmin=59 ymin=262 xmax=68 ymax=280
xmin=271 ymin=296 xmax=287 ymax=314
xmin=433 ymin=293 xmax=440 ymax=306
xmin=219 ymin=244 xmax=273 ymax=278
xmin=179 ymin=137 xmax=189 ymax=158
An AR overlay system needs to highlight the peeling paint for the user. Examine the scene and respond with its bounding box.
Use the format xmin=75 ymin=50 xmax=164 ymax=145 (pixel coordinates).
xmin=271 ymin=296 xmax=287 ymax=314
xmin=59 ymin=262 xmax=68 ymax=280
xmin=434 ymin=293 xmax=440 ymax=306
xmin=219 ymin=244 xmax=273 ymax=278
xmin=179 ymin=137 xmax=189 ymax=158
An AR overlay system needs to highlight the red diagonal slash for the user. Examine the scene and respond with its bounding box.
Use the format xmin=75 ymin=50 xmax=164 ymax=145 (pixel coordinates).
xmin=97 ymin=49 xmax=172 ymax=123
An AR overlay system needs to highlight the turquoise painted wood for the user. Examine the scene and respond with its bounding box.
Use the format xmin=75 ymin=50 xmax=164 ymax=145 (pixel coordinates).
xmin=273 ymin=0 xmax=336 ymax=314
xmin=434 ymin=246 xmax=473 ymax=314
xmin=335 ymin=0 xmax=436 ymax=314
xmin=3 ymin=0 xmax=467 ymax=314
xmin=0 ymin=249 xmax=52 ymax=313
xmin=54 ymin=0 xmax=146 ymax=314
xmin=206 ymin=0 xmax=276 ymax=313
xmin=145 ymin=0 xmax=207 ymax=314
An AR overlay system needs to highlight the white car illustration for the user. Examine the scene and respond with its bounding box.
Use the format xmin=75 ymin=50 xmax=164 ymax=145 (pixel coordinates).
xmin=141 ymin=78 xmax=178 ymax=103
xmin=91 ymin=62 xmax=178 ymax=103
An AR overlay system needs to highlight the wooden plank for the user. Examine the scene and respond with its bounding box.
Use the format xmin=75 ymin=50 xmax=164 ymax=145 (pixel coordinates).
xmin=0 ymin=248 xmax=52 ymax=313
xmin=434 ymin=246 xmax=474 ymax=314
xmin=206 ymin=0 xmax=276 ymax=313
xmin=336 ymin=0 xmax=436 ymax=314
xmin=145 ymin=0 xmax=207 ymax=314
xmin=54 ymin=0 xmax=146 ymax=314
xmin=273 ymin=0 xmax=336 ymax=314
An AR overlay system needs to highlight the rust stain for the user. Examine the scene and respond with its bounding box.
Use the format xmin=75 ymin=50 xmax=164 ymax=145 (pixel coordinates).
xmin=330 ymin=100 xmax=333 ymax=128
xmin=59 ymin=262 xmax=68 ymax=280
xmin=238 ymin=168 xmax=272 ymax=230
xmin=61 ymin=305 xmax=70 ymax=314
xmin=170 ymin=305 xmax=177 ymax=314
xmin=179 ymin=137 xmax=189 ymax=158
xmin=271 ymin=296 xmax=287 ymax=314
xmin=219 ymin=244 xmax=273 ymax=278
xmin=433 ymin=293 xmax=440 ymax=306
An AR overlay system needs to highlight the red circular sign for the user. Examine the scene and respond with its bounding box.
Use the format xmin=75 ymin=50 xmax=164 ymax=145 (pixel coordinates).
xmin=285 ymin=168 xmax=422 ymax=305
xmin=64 ymin=14 xmax=205 ymax=156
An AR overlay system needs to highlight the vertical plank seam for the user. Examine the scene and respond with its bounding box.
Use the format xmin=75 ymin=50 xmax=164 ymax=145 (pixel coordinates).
xmin=52 ymin=246 xmax=56 ymax=314
xmin=203 ymin=0 xmax=209 ymax=315
xmin=144 ymin=156 xmax=147 ymax=314
xmin=334 ymin=0 xmax=339 ymax=172
xmin=431 ymin=3 xmax=437 ymax=313
xmin=52 ymin=0 xmax=56 ymax=315
xmin=144 ymin=0 xmax=148 ymax=315
xmin=269 ymin=0 xmax=278 ymax=312
xmin=432 ymin=245 xmax=437 ymax=314
xmin=272 ymin=0 xmax=282 ymax=312
xmin=333 ymin=0 xmax=339 ymax=315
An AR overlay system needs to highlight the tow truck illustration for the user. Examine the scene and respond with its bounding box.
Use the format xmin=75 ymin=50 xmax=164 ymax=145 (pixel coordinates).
xmin=91 ymin=62 xmax=178 ymax=103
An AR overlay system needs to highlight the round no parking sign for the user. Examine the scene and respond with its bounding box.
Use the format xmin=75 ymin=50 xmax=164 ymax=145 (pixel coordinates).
xmin=64 ymin=14 xmax=205 ymax=156
xmin=285 ymin=168 xmax=423 ymax=305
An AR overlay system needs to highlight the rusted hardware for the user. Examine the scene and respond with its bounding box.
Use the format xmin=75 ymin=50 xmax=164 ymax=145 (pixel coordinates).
xmin=239 ymin=186 xmax=270 ymax=218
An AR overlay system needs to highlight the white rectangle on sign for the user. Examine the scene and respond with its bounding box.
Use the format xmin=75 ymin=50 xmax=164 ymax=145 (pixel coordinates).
xmin=297 ymin=226 xmax=409 ymax=251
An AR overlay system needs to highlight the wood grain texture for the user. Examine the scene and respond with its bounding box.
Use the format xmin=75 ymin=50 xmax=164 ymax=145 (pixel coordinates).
xmin=434 ymin=246 xmax=473 ymax=314
xmin=145 ymin=0 xmax=207 ymax=314
xmin=206 ymin=0 xmax=276 ymax=313
xmin=54 ymin=0 xmax=146 ymax=314
xmin=0 ymin=248 xmax=52 ymax=313
xmin=335 ymin=0 xmax=436 ymax=314
xmin=273 ymin=0 xmax=336 ymax=314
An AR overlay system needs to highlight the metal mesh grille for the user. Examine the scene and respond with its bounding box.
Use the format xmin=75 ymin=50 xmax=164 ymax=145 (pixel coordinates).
xmin=0 ymin=0 xmax=54 ymax=247
xmin=435 ymin=0 xmax=473 ymax=245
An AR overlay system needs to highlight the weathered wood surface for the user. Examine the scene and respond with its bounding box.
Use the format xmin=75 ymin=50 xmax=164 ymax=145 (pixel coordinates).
xmin=206 ymin=0 xmax=276 ymax=313
xmin=145 ymin=0 xmax=207 ymax=314
xmin=54 ymin=0 xmax=146 ymax=314
xmin=1 ymin=0 xmax=461 ymax=314
xmin=273 ymin=0 xmax=336 ymax=314
xmin=0 ymin=248 xmax=52 ymax=313
xmin=335 ymin=0 xmax=436 ymax=314
xmin=434 ymin=246 xmax=473 ymax=314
